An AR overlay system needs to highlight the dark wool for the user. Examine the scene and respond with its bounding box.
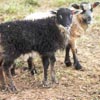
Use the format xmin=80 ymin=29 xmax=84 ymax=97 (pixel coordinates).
xmin=0 ymin=18 xmax=66 ymax=62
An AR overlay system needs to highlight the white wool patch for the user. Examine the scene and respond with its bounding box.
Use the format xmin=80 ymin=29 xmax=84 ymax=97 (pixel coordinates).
xmin=82 ymin=3 xmax=92 ymax=10
xmin=24 ymin=11 xmax=54 ymax=20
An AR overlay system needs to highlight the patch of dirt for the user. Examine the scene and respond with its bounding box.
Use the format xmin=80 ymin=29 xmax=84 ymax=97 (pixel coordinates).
xmin=0 ymin=7 xmax=100 ymax=100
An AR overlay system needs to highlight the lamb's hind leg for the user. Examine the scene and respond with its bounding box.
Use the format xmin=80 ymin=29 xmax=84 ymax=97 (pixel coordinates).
xmin=0 ymin=57 xmax=8 ymax=91
xmin=3 ymin=59 xmax=17 ymax=92
xmin=0 ymin=65 xmax=8 ymax=91
xmin=11 ymin=63 xmax=16 ymax=76
xmin=27 ymin=57 xmax=37 ymax=75
xmin=11 ymin=56 xmax=37 ymax=76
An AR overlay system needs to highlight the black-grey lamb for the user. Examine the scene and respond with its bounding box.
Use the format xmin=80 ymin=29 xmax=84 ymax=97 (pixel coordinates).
xmin=0 ymin=8 xmax=80 ymax=92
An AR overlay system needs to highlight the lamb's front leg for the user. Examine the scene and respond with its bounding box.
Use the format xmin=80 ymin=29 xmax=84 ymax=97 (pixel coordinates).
xmin=70 ymin=40 xmax=82 ymax=70
xmin=41 ymin=55 xmax=50 ymax=87
xmin=64 ymin=43 xmax=72 ymax=66
xmin=50 ymin=54 xmax=58 ymax=84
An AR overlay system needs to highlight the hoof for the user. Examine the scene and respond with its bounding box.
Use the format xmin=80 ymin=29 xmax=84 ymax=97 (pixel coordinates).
xmin=51 ymin=79 xmax=59 ymax=84
xmin=78 ymin=67 xmax=85 ymax=71
xmin=42 ymin=81 xmax=51 ymax=88
xmin=8 ymin=84 xmax=17 ymax=93
xmin=30 ymin=68 xmax=37 ymax=75
xmin=11 ymin=73 xmax=17 ymax=76
xmin=1 ymin=86 xmax=10 ymax=92
xmin=65 ymin=61 xmax=72 ymax=67
xmin=10 ymin=86 xmax=17 ymax=93
xmin=74 ymin=63 xmax=82 ymax=70
xmin=1 ymin=85 xmax=17 ymax=93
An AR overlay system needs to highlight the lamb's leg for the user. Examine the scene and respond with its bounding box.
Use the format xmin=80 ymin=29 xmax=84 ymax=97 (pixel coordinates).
xmin=0 ymin=66 xmax=16 ymax=92
xmin=64 ymin=44 xmax=72 ymax=66
xmin=0 ymin=58 xmax=9 ymax=91
xmin=50 ymin=54 xmax=58 ymax=84
xmin=27 ymin=57 xmax=37 ymax=75
xmin=0 ymin=67 xmax=9 ymax=91
xmin=11 ymin=56 xmax=37 ymax=76
xmin=70 ymin=40 xmax=82 ymax=70
xmin=3 ymin=60 xmax=17 ymax=92
xmin=41 ymin=55 xmax=49 ymax=87
xmin=11 ymin=63 xmax=16 ymax=76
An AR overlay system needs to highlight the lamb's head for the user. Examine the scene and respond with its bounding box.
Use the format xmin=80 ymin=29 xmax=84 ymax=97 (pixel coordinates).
xmin=71 ymin=2 xmax=100 ymax=24
xmin=51 ymin=8 xmax=82 ymax=48
xmin=51 ymin=8 xmax=82 ymax=31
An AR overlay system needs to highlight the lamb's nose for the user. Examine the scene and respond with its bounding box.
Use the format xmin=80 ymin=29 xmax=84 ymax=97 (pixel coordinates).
xmin=87 ymin=16 xmax=91 ymax=21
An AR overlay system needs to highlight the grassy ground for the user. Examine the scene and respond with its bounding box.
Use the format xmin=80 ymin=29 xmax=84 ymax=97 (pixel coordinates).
xmin=0 ymin=0 xmax=98 ymax=21
xmin=0 ymin=0 xmax=100 ymax=100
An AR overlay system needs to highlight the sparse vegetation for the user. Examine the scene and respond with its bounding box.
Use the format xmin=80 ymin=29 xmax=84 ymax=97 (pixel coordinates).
xmin=0 ymin=0 xmax=100 ymax=100
xmin=24 ymin=0 xmax=40 ymax=6
xmin=0 ymin=0 xmax=98 ymax=21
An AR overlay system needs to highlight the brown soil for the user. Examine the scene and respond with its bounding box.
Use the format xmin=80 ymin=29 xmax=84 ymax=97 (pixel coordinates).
xmin=0 ymin=7 xmax=100 ymax=100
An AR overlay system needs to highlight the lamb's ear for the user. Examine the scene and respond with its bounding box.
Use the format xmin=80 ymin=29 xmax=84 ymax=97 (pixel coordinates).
xmin=71 ymin=3 xmax=80 ymax=9
xmin=92 ymin=2 xmax=100 ymax=8
xmin=50 ymin=10 xmax=57 ymax=15
xmin=72 ymin=10 xmax=82 ymax=15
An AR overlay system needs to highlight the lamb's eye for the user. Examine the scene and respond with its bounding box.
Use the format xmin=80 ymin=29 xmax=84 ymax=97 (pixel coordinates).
xmin=70 ymin=15 xmax=73 ymax=18
xmin=59 ymin=15 xmax=63 ymax=19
